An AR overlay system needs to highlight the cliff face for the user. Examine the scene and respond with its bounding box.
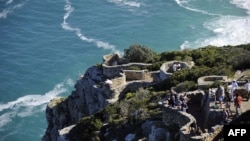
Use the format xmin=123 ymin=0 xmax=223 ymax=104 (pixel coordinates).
xmin=42 ymin=66 xmax=116 ymax=141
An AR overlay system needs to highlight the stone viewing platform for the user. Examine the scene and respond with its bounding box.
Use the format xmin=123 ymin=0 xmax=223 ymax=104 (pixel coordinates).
xmin=159 ymin=90 xmax=223 ymax=141
xmin=159 ymin=83 xmax=250 ymax=141
xmin=159 ymin=60 xmax=194 ymax=80
xmin=99 ymin=53 xmax=193 ymax=102
xmin=197 ymin=75 xmax=227 ymax=89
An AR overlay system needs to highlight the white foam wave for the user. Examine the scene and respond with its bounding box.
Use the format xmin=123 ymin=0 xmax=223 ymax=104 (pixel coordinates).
xmin=0 ymin=79 xmax=72 ymax=130
xmin=65 ymin=77 xmax=74 ymax=86
xmin=230 ymin=0 xmax=250 ymax=15
xmin=181 ymin=16 xmax=250 ymax=49
xmin=175 ymin=0 xmax=221 ymax=16
xmin=0 ymin=113 xmax=13 ymax=130
xmin=62 ymin=0 xmax=121 ymax=55
xmin=0 ymin=0 xmax=26 ymax=19
xmin=107 ymin=0 xmax=141 ymax=8
xmin=0 ymin=130 xmax=17 ymax=140
xmin=6 ymin=0 xmax=14 ymax=5
xmin=180 ymin=0 xmax=250 ymax=50
xmin=204 ymin=16 xmax=250 ymax=45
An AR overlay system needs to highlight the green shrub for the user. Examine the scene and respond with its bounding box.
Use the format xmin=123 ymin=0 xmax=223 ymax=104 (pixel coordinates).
xmin=147 ymin=61 xmax=163 ymax=71
xmin=67 ymin=116 xmax=103 ymax=141
xmin=105 ymin=104 xmax=117 ymax=115
xmin=111 ymin=118 xmax=124 ymax=125
xmin=91 ymin=118 xmax=103 ymax=130
xmin=127 ymin=65 xmax=141 ymax=70
xmin=175 ymin=81 xmax=197 ymax=92
xmin=230 ymin=50 xmax=250 ymax=70
xmin=125 ymin=92 xmax=133 ymax=99
xmin=124 ymin=44 xmax=159 ymax=63
xmin=117 ymin=101 xmax=130 ymax=116
xmin=147 ymin=103 xmax=158 ymax=110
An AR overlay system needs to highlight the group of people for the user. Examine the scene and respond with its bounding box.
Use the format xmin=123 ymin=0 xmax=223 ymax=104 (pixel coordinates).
xmin=172 ymin=62 xmax=181 ymax=72
xmin=220 ymin=91 xmax=243 ymax=124
xmin=215 ymin=79 xmax=250 ymax=124
xmin=168 ymin=93 xmax=188 ymax=112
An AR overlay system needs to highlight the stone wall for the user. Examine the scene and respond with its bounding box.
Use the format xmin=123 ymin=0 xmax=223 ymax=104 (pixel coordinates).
xmin=124 ymin=70 xmax=146 ymax=81
xmin=107 ymin=71 xmax=158 ymax=90
xmin=162 ymin=90 xmax=224 ymax=141
xmin=102 ymin=63 xmax=152 ymax=78
xmin=102 ymin=53 xmax=153 ymax=78
xmin=179 ymin=125 xmax=223 ymax=141
xmin=110 ymin=75 xmax=126 ymax=89
xmin=162 ymin=107 xmax=196 ymax=130
xmin=197 ymin=75 xmax=227 ymax=89
xmin=159 ymin=61 xmax=193 ymax=81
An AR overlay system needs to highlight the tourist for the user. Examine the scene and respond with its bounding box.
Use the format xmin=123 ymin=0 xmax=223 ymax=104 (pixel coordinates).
xmin=169 ymin=95 xmax=175 ymax=107
xmin=176 ymin=62 xmax=181 ymax=71
xmin=180 ymin=93 xmax=188 ymax=102
xmin=181 ymin=101 xmax=188 ymax=112
xmin=215 ymin=84 xmax=225 ymax=108
xmin=244 ymin=80 xmax=250 ymax=101
xmin=234 ymin=93 xmax=242 ymax=117
xmin=230 ymin=80 xmax=238 ymax=101
xmin=224 ymin=94 xmax=232 ymax=116
xmin=175 ymin=96 xmax=182 ymax=109
xmin=172 ymin=62 xmax=177 ymax=72
xmin=221 ymin=108 xmax=228 ymax=124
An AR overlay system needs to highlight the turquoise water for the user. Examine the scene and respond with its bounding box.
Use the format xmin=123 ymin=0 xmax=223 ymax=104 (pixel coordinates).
xmin=0 ymin=0 xmax=249 ymax=140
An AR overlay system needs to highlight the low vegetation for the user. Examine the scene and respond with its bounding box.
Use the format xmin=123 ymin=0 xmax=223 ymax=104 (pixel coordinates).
xmin=67 ymin=88 xmax=166 ymax=140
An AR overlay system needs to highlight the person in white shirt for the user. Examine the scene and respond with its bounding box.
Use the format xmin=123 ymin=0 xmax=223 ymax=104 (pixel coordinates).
xmin=172 ymin=63 xmax=177 ymax=72
xmin=230 ymin=80 xmax=238 ymax=101
xmin=244 ymin=80 xmax=250 ymax=101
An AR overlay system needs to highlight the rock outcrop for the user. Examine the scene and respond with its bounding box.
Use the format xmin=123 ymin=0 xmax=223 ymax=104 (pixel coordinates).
xmin=42 ymin=66 xmax=117 ymax=141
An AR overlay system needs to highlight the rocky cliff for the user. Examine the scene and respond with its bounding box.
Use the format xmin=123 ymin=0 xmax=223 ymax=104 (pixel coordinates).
xmin=42 ymin=65 xmax=119 ymax=141
xmin=42 ymin=63 xmax=159 ymax=141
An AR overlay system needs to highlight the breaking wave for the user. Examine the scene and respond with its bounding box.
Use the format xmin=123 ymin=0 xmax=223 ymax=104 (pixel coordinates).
xmin=0 ymin=78 xmax=73 ymax=131
xmin=175 ymin=0 xmax=221 ymax=16
xmin=107 ymin=0 xmax=142 ymax=8
xmin=0 ymin=0 xmax=27 ymax=19
xmin=180 ymin=0 xmax=250 ymax=49
xmin=61 ymin=0 xmax=121 ymax=54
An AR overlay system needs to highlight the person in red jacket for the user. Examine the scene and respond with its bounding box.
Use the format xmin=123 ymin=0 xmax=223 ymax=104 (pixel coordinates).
xmin=234 ymin=92 xmax=242 ymax=116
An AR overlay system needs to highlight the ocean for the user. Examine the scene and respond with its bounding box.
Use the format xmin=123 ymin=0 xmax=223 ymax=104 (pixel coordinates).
xmin=0 ymin=0 xmax=249 ymax=140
